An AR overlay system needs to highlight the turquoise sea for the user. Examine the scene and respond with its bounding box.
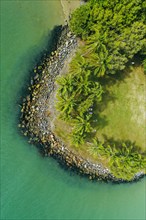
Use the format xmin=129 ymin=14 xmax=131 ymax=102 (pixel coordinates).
xmin=0 ymin=1 xmax=145 ymax=219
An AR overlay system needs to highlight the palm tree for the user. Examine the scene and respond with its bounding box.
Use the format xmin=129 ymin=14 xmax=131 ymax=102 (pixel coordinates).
xmin=57 ymin=74 xmax=75 ymax=97
xmin=71 ymin=132 xmax=85 ymax=146
xmin=81 ymin=31 xmax=109 ymax=77
xmin=88 ymin=45 xmax=108 ymax=77
xmin=83 ymin=30 xmax=101 ymax=54
xmin=91 ymin=138 xmax=105 ymax=156
xmin=73 ymin=114 xmax=93 ymax=135
xmin=69 ymin=53 xmax=87 ymax=75
xmin=56 ymin=95 xmax=76 ymax=120
xmin=90 ymin=82 xmax=103 ymax=100
xmin=77 ymin=94 xmax=94 ymax=116
xmin=70 ymin=114 xmax=93 ymax=145
xmin=75 ymin=69 xmax=92 ymax=96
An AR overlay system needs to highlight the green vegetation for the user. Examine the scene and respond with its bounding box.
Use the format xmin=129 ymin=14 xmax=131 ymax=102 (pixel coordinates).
xmin=70 ymin=0 xmax=146 ymax=76
xmin=54 ymin=67 xmax=146 ymax=180
xmin=143 ymin=59 xmax=146 ymax=73
xmin=55 ymin=0 xmax=146 ymax=180
xmin=88 ymin=140 xmax=146 ymax=180
xmin=56 ymin=54 xmax=103 ymax=145
xmin=94 ymin=67 xmax=145 ymax=151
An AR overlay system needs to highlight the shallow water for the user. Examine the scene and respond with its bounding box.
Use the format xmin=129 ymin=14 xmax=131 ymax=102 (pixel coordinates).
xmin=1 ymin=1 xmax=145 ymax=219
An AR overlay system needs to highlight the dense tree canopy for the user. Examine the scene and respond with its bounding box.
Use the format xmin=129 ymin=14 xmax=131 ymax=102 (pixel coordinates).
xmin=70 ymin=0 xmax=146 ymax=75
xmin=70 ymin=0 xmax=146 ymax=38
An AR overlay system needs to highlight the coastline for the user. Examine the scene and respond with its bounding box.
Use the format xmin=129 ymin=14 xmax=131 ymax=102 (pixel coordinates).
xmin=60 ymin=0 xmax=81 ymax=21
xmin=19 ymin=25 xmax=145 ymax=183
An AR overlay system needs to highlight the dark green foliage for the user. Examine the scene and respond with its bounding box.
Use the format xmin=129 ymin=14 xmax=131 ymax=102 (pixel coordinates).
xmin=88 ymin=139 xmax=146 ymax=180
xmin=70 ymin=0 xmax=146 ymax=76
xmin=56 ymin=68 xmax=103 ymax=119
xmin=69 ymin=4 xmax=92 ymax=39
xmin=72 ymin=114 xmax=92 ymax=146
xmin=70 ymin=0 xmax=146 ymax=39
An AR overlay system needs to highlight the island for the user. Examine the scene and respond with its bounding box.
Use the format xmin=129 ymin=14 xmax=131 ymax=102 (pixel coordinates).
xmin=19 ymin=0 xmax=146 ymax=183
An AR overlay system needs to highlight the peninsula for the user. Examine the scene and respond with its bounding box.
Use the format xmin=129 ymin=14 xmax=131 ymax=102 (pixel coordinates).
xmin=19 ymin=0 xmax=146 ymax=182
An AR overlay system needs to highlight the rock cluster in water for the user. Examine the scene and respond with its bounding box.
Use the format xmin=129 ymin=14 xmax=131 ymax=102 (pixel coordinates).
xmin=19 ymin=25 xmax=144 ymax=183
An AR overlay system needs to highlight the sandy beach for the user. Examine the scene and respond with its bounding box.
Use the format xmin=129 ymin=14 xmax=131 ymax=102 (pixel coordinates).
xmin=60 ymin=0 xmax=81 ymax=21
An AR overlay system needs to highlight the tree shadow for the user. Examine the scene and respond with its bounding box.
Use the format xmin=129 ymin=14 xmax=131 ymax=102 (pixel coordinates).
xmin=90 ymin=54 xmax=145 ymax=132
xmin=91 ymin=113 xmax=108 ymax=130
xmin=98 ymin=71 xmax=127 ymax=88
xmin=97 ymin=89 xmax=116 ymax=112
xmin=89 ymin=88 xmax=116 ymax=131
xmin=98 ymin=52 xmax=144 ymax=89
xmin=102 ymin=134 xmax=146 ymax=154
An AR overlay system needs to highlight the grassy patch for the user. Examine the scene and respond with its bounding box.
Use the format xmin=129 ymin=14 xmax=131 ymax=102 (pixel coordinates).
xmin=94 ymin=66 xmax=145 ymax=151
xmin=53 ymin=66 xmax=145 ymax=168
xmin=54 ymin=118 xmax=109 ymax=166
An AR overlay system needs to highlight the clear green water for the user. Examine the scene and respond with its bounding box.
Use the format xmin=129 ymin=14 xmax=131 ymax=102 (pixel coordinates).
xmin=0 ymin=1 xmax=145 ymax=219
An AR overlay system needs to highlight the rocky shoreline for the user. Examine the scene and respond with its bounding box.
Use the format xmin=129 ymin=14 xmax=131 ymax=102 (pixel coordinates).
xmin=19 ymin=25 xmax=145 ymax=183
